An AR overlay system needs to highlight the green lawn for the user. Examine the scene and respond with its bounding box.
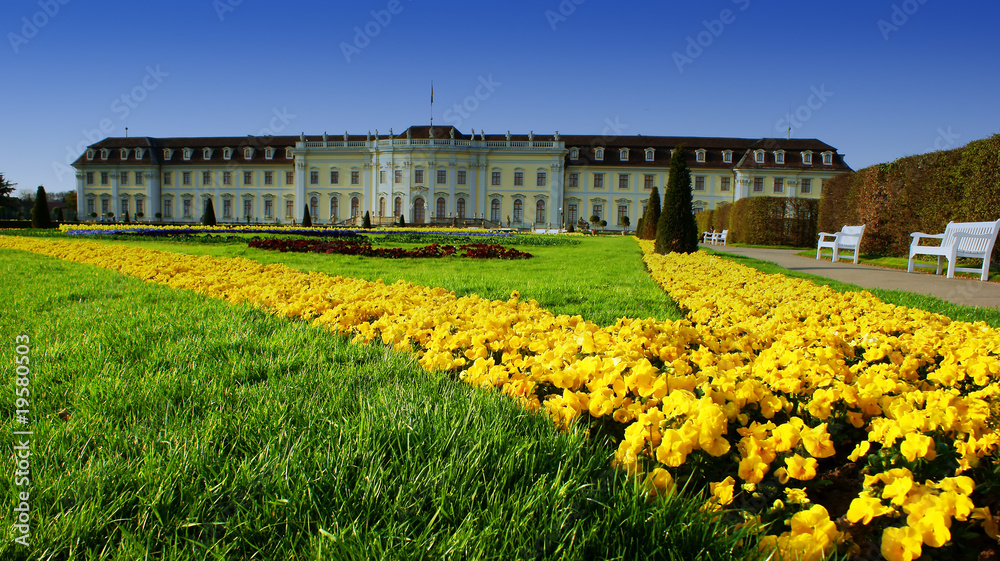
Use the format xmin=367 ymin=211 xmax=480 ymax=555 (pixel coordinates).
xmin=0 ymin=247 xmax=759 ymax=561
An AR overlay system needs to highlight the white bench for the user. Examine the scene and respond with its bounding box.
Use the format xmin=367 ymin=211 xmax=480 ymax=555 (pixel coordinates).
xmin=816 ymin=225 xmax=865 ymax=264
xmin=908 ymin=219 xmax=1000 ymax=281
xmin=702 ymin=231 xmax=715 ymax=244
xmin=704 ymin=229 xmax=727 ymax=245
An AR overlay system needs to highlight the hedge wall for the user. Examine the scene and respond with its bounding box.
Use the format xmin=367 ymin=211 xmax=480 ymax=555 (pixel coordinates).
xmin=728 ymin=197 xmax=819 ymax=247
xmin=819 ymin=133 xmax=1000 ymax=259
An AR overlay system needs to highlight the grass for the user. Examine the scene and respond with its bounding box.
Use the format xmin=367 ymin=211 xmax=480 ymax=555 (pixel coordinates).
xmin=706 ymin=247 xmax=1000 ymax=327
xmin=0 ymin=248 xmax=760 ymax=561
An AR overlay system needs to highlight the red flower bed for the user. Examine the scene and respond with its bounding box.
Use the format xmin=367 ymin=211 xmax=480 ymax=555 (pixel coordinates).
xmin=247 ymin=238 xmax=532 ymax=259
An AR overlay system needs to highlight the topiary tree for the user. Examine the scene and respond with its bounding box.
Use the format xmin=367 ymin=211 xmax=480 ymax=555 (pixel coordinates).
xmin=640 ymin=186 xmax=661 ymax=240
xmin=31 ymin=185 xmax=51 ymax=228
xmin=301 ymin=204 xmax=312 ymax=227
xmin=362 ymin=210 xmax=372 ymax=229
xmin=398 ymin=214 xmax=406 ymax=227
xmin=655 ymin=147 xmax=699 ymax=254
xmin=202 ymin=198 xmax=217 ymax=226
xmin=620 ymin=215 xmax=630 ymax=234
xmin=123 ymin=210 xmax=130 ymax=223
xmin=590 ymin=214 xmax=600 ymax=233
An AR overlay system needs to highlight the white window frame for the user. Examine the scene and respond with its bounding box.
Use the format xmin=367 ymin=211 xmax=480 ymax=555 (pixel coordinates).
xmin=645 ymin=148 xmax=655 ymax=162
xmin=822 ymin=151 xmax=833 ymax=165
xmin=774 ymin=151 xmax=785 ymax=164
xmin=570 ymin=147 xmax=579 ymax=159
xmin=120 ymin=148 xmax=129 ymax=160
xmin=754 ymin=150 xmax=765 ymax=164
xmin=223 ymin=148 xmax=232 ymax=160
xmin=203 ymin=148 xmax=213 ymax=160
xmin=265 ymin=147 xmax=274 ymax=160
xmin=695 ymin=149 xmax=706 ymax=163
xmin=183 ymin=148 xmax=192 ymax=161
xmin=244 ymin=147 xmax=254 ymax=160
xmin=723 ymin=150 xmax=732 ymax=164
xmin=594 ymin=147 xmax=604 ymax=161
xmin=619 ymin=148 xmax=629 ymax=161
xmin=801 ymin=151 xmax=813 ymax=165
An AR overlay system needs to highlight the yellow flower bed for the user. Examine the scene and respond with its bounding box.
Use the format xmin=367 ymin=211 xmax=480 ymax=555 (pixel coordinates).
xmin=4 ymin=235 xmax=999 ymax=560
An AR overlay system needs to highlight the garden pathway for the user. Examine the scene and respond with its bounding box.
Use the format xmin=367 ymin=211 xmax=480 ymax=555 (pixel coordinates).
xmin=703 ymin=245 xmax=1000 ymax=309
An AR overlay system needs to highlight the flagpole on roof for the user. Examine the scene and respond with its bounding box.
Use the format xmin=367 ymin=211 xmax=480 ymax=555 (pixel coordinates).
xmin=430 ymin=81 xmax=434 ymax=127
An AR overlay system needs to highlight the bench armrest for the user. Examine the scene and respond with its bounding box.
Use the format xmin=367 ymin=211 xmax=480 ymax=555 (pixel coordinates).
xmin=910 ymin=232 xmax=945 ymax=246
xmin=817 ymin=232 xmax=838 ymax=241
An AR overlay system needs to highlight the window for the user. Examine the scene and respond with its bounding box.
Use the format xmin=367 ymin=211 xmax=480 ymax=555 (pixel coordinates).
xmin=773 ymin=178 xmax=784 ymax=193
xmin=801 ymin=178 xmax=812 ymax=194
xmin=265 ymin=147 xmax=274 ymax=160
xmin=646 ymin=148 xmax=655 ymax=162
xmin=394 ymin=197 xmax=402 ymax=217
xmin=204 ymin=148 xmax=213 ymax=160
xmin=102 ymin=198 xmax=109 ymax=214
xmin=121 ymin=148 xmax=129 ymax=160
xmin=380 ymin=170 xmax=386 ymax=183
xmin=491 ymin=198 xmax=500 ymax=222
xmin=592 ymin=204 xmax=602 ymax=220
xmin=822 ymin=152 xmax=833 ymax=165
xmin=121 ymin=198 xmax=129 ymax=215
xmin=414 ymin=169 xmax=424 ymax=184
xmin=594 ymin=147 xmax=604 ymax=161
xmin=774 ymin=151 xmax=785 ymax=164
xmin=285 ymin=147 xmax=293 ymax=159
xmin=570 ymin=147 xmax=579 ymax=159
xmin=535 ymin=200 xmax=545 ymax=223
xmin=379 ymin=197 xmax=385 ymax=216
xmin=414 ymin=198 xmax=425 ymax=223
xmin=286 ymin=171 xmax=294 ymax=184
xmin=285 ymin=200 xmax=294 ymax=219
xmin=514 ymin=171 xmax=523 ymax=186
xmin=160 ymin=172 xmax=169 ymax=186
xmin=100 ymin=149 xmax=110 ymax=160
xmin=618 ymin=174 xmax=629 ymax=190
xmin=619 ymin=148 xmax=629 ymax=161
xmin=135 ymin=172 xmax=144 ymax=185
xmin=513 ymin=199 xmax=523 ymax=222
xmin=244 ymin=147 xmax=253 ymax=160
xmin=569 ymin=173 xmax=579 ymax=188
xmin=203 ymin=171 xmax=212 ymax=185
xmin=618 ymin=205 xmax=628 ymax=225
xmin=86 ymin=172 xmax=94 ymax=185
xmin=182 ymin=172 xmax=191 ymax=186
xmin=183 ymin=199 xmax=192 ymax=217
xmin=696 ymin=149 xmax=706 ymax=163
xmin=491 ymin=171 xmax=501 ymax=185
xmin=754 ymin=150 xmax=765 ymax=164
xmin=244 ymin=171 xmax=253 ymax=185
xmin=331 ymin=198 xmax=339 ymax=219
xmin=536 ymin=171 xmax=546 ymax=187
xmin=87 ymin=150 xmax=95 ymax=160
xmin=135 ymin=148 xmax=144 ymax=160
xmin=163 ymin=199 xmax=171 ymax=218
xmin=720 ymin=177 xmax=731 ymax=192
xmin=223 ymin=199 xmax=232 ymax=218
xmin=723 ymin=150 xmax=732 ymax=164
xmin=310 ymin=196 xmax=318 ymax=219
xmin=436 ymin=197 xmax=446 ymax=217
xmin=87 ymin=198 xmax=95 ymax=215
xmin=457 ymin=198 xmax=466 ymax=218
xmin=136 ymin=198 xmax=144 ymax=216
xmin=568 ymin=203 xmax=578 ymax=224
xmin=394 ymin=169 xmax=402 ymax=184
xmin=644 ymin=174 xmax=654 ymax=190
xmin=243 ymin=199 xmax=252 ymax=219
xmin=437 ymin=169 xmax=447 ymax=185
xmin=330 ymin=170 xmax=339 ymax=184
xmin=120 ymin=172 xmax=129 ymax=186
xmin=694 ymin=177 xmax=705 ymax=191
xmin=161 ymin=149 xmax=171 ymax=160
xmin=223 ymin=171 xmax=232 ymax=185
xmin=351 ymin=197 xmax=360 ymax=218
xmin=183 ymin=148 xmax=192 ymax=161
xmin=593 ymin=173 xmax=604 ymax=189
xmin=223 ymin=148 xmax=232 ymax=160
xmin=457 ymin=170 xmax=466 ymax=185
xmin=264 ymin=171 xmax=273 ymax=185
xmin=802 ymin=151 xmax=813 ymax=165
xmin=753 ymin=178 xmax=764 ymax=192
xmin=310 ymin=170 xmax=319 ymax=185
xmin=264 ymin=199 xmax=273 ymax=219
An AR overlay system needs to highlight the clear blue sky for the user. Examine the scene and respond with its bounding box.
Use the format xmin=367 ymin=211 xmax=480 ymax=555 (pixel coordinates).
xmin=2 ymin=0 xmax=997 ymax=196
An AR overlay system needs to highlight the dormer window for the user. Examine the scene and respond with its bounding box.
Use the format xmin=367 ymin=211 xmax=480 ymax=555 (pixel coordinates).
xmin=285 ymin=147 xmax=294 ymax=159
xmin=183 ymin=148 xmax=193 ymax=160
xmin=695 ymin=149 xmax=706 ymax=163
xmin=101 ymin=149 xmax=110 ymax=160
xmin=120 ymin=148 xmax=129 ymax=160
xmin=594 ymin=147 xmax=604 ymax=161
xmin=619 ymin=148 xmax=629 ymax=161
xmin=722 ymin=150 xmax=733 ymax=164
xmin=203 ymin=148 xmax=213 ymax=160
xmin=801 ymin=151 xmax=813 ymax=165
xmin=822 ymin=151 xmax=833 ymax=165
xmin=163 ymin=148 xmax=173 ymax=160
xmin=754 ymin=150 xmax=765 ymax=164
xmin=265 ymin=147 xmax=274 ymax=160
xmin=570 ymin=147 xmax=579 ymax=159
xmin=135 ymin=148 xmax=144 ymax=160
xmin=774 ymin=150 xmax=785 ymax=164
xmin=223 ymin=148 xmax=232 ymax=160
xmin=645 ymin=148 xmax=655 ymax=162
xmin=244 ymin=147 xmax=254 ymax=160
xmin=86 ymin=149 xmax=95 ymax=160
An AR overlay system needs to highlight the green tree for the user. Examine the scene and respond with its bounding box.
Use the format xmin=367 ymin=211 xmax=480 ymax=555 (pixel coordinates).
xmin=301 ymin=204 xmax=312 ymax=227
xmin=362 ymin=210 xmax=372 ymax=228
xmin=31 ymin=186 xmax=52 ymax=228
xmin=640 ymin=186 xmax=661 ymax=240
xmin=655 ymin=147 xmax=699 ymax=254
xmin=398 ymin=213 xmax=406 ymax=227
xmin=0 ymin=173 xmax=15 ymax=211
xmin=620 ymin=215 xmax=630 ymax=234
xmin=202 ymin=198 xmax=217 ymax=226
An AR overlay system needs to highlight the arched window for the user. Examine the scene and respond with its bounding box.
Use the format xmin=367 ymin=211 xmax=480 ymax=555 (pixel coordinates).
xmin=513 ymin=199 xmax=523 ymax=222
xmin=379 ymin=197 xmax=385 ymax=217
xmin=457 ymin=198 xmax=466 ymax=219
xmin=414 ymin=197 xmax=425 ymax=223
xmin=330 ymin=197 xmax=339 ymax=220
xmin=491 ymin=199 xmax=501 ymax=222
xmin=310 ymin=196 xmax=318 ymax=219
xmin=394 ymin=197 xmax=402 ymax=217
xmin=351 ymin=197 xmax=359 ymax=218
xmin=436 ymin=197 xmax=446 ymax=217
xmin=535 ymin=200 xmax=545 ymax=224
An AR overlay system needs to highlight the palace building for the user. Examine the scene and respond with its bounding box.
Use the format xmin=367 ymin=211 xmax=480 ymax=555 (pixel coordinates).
xmin=71 ymin=125 xmax=851 ymax=228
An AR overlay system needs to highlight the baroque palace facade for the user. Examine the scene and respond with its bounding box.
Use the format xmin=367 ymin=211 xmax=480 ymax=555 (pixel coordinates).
xmin=72 ymin=125 xmax=851 ymax=229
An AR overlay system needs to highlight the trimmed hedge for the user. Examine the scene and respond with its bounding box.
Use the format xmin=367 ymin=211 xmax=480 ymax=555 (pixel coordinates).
xmin=729 ymin=197 xmax=818 ymax=247
xmin=819 ymin=133 xmax=1000 ymax=259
